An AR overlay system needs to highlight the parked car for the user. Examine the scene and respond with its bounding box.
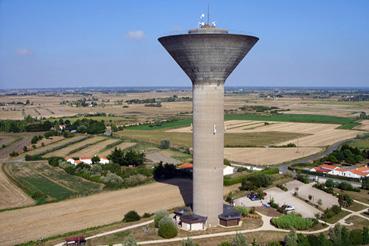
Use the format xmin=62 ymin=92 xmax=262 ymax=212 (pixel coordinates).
xmin=281 ymin=204 xmax=295 ymax=212
xmin=247 ymin=192 xmax=259 ymax=201
xmin=64 ymin=236 xmax=86 ymax=246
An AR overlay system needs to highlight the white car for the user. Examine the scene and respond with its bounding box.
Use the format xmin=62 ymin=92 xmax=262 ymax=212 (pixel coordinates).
xmin=284 ymin=205 xmax=295 ymax=212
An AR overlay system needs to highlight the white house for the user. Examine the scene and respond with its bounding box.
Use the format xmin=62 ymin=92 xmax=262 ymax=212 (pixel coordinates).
xmin=99 ymin=157 xmax=110 ymax=164
xmin=223 ymin=166 xmax=236 ymax=176
xmin=80 ymin=158 xmax=92 ymax=165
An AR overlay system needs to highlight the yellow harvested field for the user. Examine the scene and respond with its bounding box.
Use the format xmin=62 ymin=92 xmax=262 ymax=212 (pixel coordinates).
xmin=170 ymin=120 xmax=359 ymax=147
xmin=355 ymin=120 xmax=369 ymax=131
xmin=0 ymin=179 xmax=192 ymax=246
xmin=70 ymin=138 xmax=119 ymax=158
xmin=98 ymin=142 xmax=136 ymax=156
xmin=224 ymin=147 xmax=323 ymax=165
xmin=44 ymin=136 xmax=106 ymax=158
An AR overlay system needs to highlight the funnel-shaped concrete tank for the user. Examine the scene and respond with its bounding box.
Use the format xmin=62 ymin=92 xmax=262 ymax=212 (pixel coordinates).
xmin=158 ymin=27 xmax=258 ymax=227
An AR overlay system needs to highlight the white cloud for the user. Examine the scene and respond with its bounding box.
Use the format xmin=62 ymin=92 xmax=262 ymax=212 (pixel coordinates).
xmin=127 ymin=30 xmax=145 ymax=40
xmin=16 ymin=48 xmax=33 ymax=56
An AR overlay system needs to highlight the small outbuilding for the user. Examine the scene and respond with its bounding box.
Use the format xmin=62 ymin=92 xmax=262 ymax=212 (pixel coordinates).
xmin=218 ymin=205 xmax=242 ymax=227
xmin=180 ymin=214 xmax=207 ymax=231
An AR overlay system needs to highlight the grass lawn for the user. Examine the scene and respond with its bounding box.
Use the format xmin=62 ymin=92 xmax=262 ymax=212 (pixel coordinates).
xmin=348 ymin=201 xmax=368 ymax=212
xmin=336 ymin=189 xmax=369 ymax=204
xmin=345 ymin=215 xmax=369 ymax=230
xmin=323 ymin=210 xmax=351 ymax=224
xmin=119 ymin=130 xmax=305 ymax=148
xmin=348 ymin=138 xmax=369 ymax=150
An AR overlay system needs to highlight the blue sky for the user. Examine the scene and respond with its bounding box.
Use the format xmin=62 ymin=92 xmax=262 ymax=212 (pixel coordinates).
xmin=0 ymin=0 xmax=368 ymax=89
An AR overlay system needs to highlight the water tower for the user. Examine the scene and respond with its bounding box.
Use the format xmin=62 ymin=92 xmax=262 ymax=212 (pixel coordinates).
xmin=158 ymin=19 xmax=258 ymax=226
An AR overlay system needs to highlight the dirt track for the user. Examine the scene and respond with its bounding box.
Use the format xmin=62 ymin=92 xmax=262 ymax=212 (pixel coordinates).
xmin=0 ymin=179 xmax=193 ymax=246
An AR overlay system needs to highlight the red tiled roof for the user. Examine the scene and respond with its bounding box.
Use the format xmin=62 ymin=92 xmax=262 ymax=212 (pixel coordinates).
xmin=177 ymin=163 xmax=193 ymax=169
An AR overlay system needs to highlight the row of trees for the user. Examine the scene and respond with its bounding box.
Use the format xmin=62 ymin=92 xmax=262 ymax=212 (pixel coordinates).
xmin=323 ymin=144 xmax=368 ymax=164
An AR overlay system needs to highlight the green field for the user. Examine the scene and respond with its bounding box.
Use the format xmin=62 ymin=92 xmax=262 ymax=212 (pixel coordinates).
xmin=5 ymin=161 xmax=103 ymax=204
xmin=119 ymin=130 xmax=306 ymax=148
xmin=127 ymin=113 xmax=360 ymax=131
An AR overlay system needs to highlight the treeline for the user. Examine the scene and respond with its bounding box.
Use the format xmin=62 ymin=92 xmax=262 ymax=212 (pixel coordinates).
xmin=0 ymin=118 xmax=53 ymax=132
xmin=0 ymin=117 xmax=106 ymax=134
xmin=322 ymin=144 xmax=369 ymax=164
xmin=126 ymin=95 xmax=191 ymax=104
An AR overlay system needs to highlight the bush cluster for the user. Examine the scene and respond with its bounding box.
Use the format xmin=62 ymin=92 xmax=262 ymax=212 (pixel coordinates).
xmin=271 ymin=214 xmax=316 ymax=230
xmin=321 ymin=205 xmax=342 ymax=220
xmin=123 ymin=210 xmax=141 ymax=222
xmin=108 ymin=148 xmax=145 ymax=167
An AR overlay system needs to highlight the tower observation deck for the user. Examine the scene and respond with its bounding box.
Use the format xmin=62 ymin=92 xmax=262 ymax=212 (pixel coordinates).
xmin=158 ymin=23 xmax=258 ymax=226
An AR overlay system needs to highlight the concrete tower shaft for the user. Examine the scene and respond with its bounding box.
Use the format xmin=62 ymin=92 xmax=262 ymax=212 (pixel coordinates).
xmin=159 ymin=27 xmax=258 ymax=226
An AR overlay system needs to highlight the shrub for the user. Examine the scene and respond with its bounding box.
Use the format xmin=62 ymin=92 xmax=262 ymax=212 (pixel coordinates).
xmin=296 ymin=173 xmax=309 ymax=184
xmin=101 ymin=171 xmax=124 ymax=188
xmin=218 ymin=242 xmax=232 ymax=246
xmin=142 ymin=212 xmax=152 ymax=218
xmin=9 ymin=151 xmax=19 ymax=157
xmin=48 ymin=156 xmax=64 ymax=167
xmin=337 ymin=181 xmax=360 ymax=192
xmin=224 ymin=159 xmax=231 ymax=166
xmin=154 ymin=210 xmax=169 ymax=228
xmin=25 ymin=154 xmax=43 ymax=161
xmin=240 ymin=173 xmax=272 ymax=190
xmin=159 ymin=139 xmax=171 ymax=149
xmin=234 ymin=206 xmax=249 ymax=217
xmin=158 ymin=216 xmax=177 ymax=239
xmin=231 ymin=233 xmax=248 ymax=246
xmin=321 ymin=205 xmax=342 ymax=220
xmin=182 ymin=238 xmax=198 ymax=246
xmin=122 ymin=235 xmax=138 ymax=246
xmin=276 ymin=183 xmax=288 ymax=191
xmin=271 ymin=214 xmax=315 ymax=230
xmin=123 ymin=210 xmax=141 ymax=222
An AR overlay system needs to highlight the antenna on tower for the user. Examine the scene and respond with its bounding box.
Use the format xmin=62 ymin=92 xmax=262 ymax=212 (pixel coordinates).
xmin=207 ymin=4 xmax=210 ymax=25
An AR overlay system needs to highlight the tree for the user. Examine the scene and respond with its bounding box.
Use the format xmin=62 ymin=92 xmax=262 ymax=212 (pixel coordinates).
xmin=350 ymin=229 xmax=363 ymax=245
xmin=123 ymin=210 xmax=141 ymax=222
xmin=363 ymin=227 xmax=369 ymax=244
xmin=329 ymin=224 xmax=343 ymax=246
xmin=91 ymin=155 xmax=100 ymax=164
xmin=362 ymin=177 xmax=369 ymax=190
xmin=231 ymin=233 xmax=248 ymax=246
xmin=160 ymin=139 xmax=171 ymax=149
xmin=325 ymin=179 xmax=335 ymax=188
xmin=338 ymin=193 xmax=353 ymax=208
xmin=23 ymin=146 xmax=28 ymax=152
xmin=158 ymin=216 xmax=177 ymax=239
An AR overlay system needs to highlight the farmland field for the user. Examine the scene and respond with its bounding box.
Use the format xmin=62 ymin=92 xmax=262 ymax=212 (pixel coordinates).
xmin=119 ymin=130 xmax=305 ymax=148
xmin=25 ymin=135 xmax=89 ymax=156
xmin=224 ymin=147 xmax=323 ymax=165
xmin=70 ymin=138 xmax=119 ymax=157
xmin=4 ymin=161 xmax=103 ymax=203
xmin=43 ymin=136 xmax=106 ymax=158
xmin=98 ymin=141 xmax=136 ymax=156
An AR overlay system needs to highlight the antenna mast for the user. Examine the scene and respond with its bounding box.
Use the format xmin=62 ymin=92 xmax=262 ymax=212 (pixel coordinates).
xmin=207 ymin=4 xmax=210 ymax=25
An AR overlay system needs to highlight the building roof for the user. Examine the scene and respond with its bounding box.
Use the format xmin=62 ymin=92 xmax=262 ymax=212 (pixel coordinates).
xmin=218 ymin=205 xmax=241 ymax=221
xmin=350 ymin=167 xmax=369 ymax=177
xmin=177 ymin=163 xmax=193 ymax=169
xmin=180 ymin=214 xmax=207 ymax=224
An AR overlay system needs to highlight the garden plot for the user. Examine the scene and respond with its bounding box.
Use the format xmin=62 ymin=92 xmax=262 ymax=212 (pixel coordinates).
xmin=44 ymin=136 xmax=106 ymax=158
xmin=224 ymin=147 xmax=322 ymax=165
xmin=4 ymin=161 xmax=102 ymax=202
